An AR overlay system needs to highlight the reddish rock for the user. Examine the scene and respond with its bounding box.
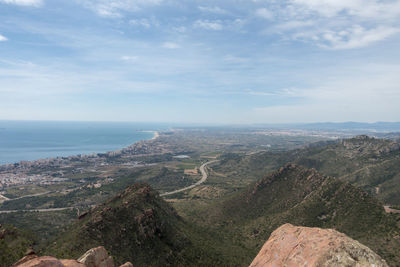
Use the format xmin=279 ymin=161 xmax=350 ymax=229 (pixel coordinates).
xmin=60 ymin=260 xmax=86 ymax=267
xmin=77 ymin=246 xmax=114 ymax=267
xmin=119 ymin=262 xmax=133 ymax=267
xmin=250 ymin=223 xmax=388 ymax=267
xmin=13 ymin=246 xmax=115 ymax=267
xmin=12 ymin=256 xmax=65 ymax=267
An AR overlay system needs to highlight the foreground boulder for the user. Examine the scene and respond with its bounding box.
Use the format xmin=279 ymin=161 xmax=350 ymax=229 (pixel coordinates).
xmin=77 ymin=246 xmax=114 ymax=267
xmin=250 ymin=224 xmax=388 ymax=267
xmin=13 ymin=246 xmax=131 ymax=267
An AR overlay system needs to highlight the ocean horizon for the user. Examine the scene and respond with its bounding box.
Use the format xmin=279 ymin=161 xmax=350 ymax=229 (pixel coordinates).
xmin=0 ymin=120 xmax=169 ymax=165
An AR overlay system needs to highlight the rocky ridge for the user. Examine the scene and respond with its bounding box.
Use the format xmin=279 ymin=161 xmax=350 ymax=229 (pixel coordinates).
xmin=340 ymin=135 xmax=400 ymax=158
xmin=13 ymin=246 xmax=132 ymax=267
xmin=45 ymin=183 xmax=203 ymax=266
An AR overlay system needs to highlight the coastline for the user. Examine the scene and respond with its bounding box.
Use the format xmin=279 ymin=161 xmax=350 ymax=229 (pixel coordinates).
xmin=152 ymin=131 xmax=160 ymax=140
xmin=0 ymin=129 xmax=160 ymax=167
xmin=0 ymin=129 xmax=164 ymax=190
xmin=140 ymin=130 xmax=159 ymax=140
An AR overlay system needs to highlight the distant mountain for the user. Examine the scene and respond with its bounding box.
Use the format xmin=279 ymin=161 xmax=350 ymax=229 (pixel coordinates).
xmin=301 ymin=122 xmax=400 ymax=132
xmin=250 ymin=121 xmax=400 ymax=133
xmin=204 ymin=164 xmax=400 ymax=266
xmin=216 ymin=135 xmax=400 ymax=205
xmin=293 ymin=135 xmax=400 ymax=205
xmin=45 ymin=183 xmax=219 ymax=266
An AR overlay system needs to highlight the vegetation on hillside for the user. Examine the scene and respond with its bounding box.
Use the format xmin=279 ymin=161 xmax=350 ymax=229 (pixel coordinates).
xmin=193 ymin=164 xmax=400 ymax=266
xmin=2 ymin=133 xmax=400 ymax=266
xmin=0 ymin=224 xmax=35 ymax=267
xmin=45 ymin=183 xmax=242 ymax=266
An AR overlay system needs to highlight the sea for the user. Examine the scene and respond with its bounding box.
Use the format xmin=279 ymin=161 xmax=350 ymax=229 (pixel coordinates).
xmin=0 ymin=121 xmax=169 ymax=165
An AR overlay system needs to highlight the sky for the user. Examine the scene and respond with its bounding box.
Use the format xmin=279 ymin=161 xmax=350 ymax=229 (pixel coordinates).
xmin=0 ymin=0 xmax=400 ymax=124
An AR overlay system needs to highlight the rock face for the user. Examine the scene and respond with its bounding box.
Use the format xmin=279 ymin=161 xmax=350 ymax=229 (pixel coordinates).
xmin=340 ymin=135 xmax=400 ymax=157
xmin=13 ymin=246 xmax=131 ymax=267
xmin=13 ymin=256 xmax=68 ymax=267
xmin=77 ymin=246 xmax=114 ymax=267
xmin=250 ymin=224 xmax=388 ymax=267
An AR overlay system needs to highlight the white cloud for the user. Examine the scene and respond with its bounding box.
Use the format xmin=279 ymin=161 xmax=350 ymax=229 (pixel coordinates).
xmin=79 ymin=0 xmax=163 ymax=18
xmin=255 ymin=8 xmax=274 ymax=20
xmin=0 ymin=0 xmax=42 ymax=6
xmin=258 ymin=0 xmax=400 ymax=49
xmin=291 ymin=0 xmax=363 ymax=18
xmin=194 ymin=20 xmax=223 ymax=31
xmin=245 ymin=89 xmax=275 ymax=96
xmin=320 ymin=26 xmax=400 ymax=49
xmin=172 ymin=26 xmax=186 ymax=33
xmin=287 ymin=25 xmax=400 ymax=49
xmin=223 ymin=55 xmax=249 ymax=63
xmin=292 ymin=0 xmax=400 ymax=20
xmin=253 ymin=63 xmax=400 ymax=123
xmin=162 ymin=42 xmax=180 ymax=49
xmin=129 ymin=18 xmax=151 ymax=28
xmin=198 ymin=6 xmax=228 ymax=15
xmin=120 ymin=55 xmax=138 ymax=61
xmin=0 ymin=34 xmax=8 ymax=41
xmin=274 ymin=20 xmax=314 ymax=31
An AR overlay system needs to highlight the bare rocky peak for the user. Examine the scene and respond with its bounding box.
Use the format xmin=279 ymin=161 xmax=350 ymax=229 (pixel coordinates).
xmin=250 ymin=224 xmax=388 ymax=267
xmin=340 ymin=135 xmax=400 ymax=157
xmin=248 ymin=163 xmax=322 ymax=199
xmin=13 ymin=246 xmax=132 ymax=267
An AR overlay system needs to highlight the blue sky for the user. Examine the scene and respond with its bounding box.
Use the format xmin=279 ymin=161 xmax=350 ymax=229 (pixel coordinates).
xmin=0 ymin=0 xmax=400 ymax=124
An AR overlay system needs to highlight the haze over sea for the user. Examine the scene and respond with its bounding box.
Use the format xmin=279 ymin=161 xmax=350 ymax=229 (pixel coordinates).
xmin=0 ymin=121 xmax=167 ymax=165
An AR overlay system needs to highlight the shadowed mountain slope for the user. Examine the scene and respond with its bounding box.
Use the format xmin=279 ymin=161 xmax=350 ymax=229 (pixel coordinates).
xmin=45 ymin=183 xmax=226 ymax=266
xmin=0 ymin=225 xmax=35 ymax=267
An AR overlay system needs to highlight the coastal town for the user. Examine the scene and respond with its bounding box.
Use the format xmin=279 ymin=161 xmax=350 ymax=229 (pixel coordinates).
xmin=0 ymin=132 xmax=170 ymax=197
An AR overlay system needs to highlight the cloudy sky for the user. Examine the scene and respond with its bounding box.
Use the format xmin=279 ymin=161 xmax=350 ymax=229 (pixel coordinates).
xmin=1 ymin=0 xmax=400 ymax=123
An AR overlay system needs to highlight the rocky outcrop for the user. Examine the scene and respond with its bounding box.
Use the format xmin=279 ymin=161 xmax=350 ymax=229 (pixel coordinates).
xmin=77 ymin=246 xmax=114 ymax=267
xmin=340 ymin=135 xmax=400 ymax=157
xmin=250 ymin=224 xmax=388 ymax=267
xmin=13 ymin=256 xmax=67 ymax=267
xmin=46 ymin=184 xmax=191 ymax=266
xmin=13 ymin=246 xmax=132 ymax=267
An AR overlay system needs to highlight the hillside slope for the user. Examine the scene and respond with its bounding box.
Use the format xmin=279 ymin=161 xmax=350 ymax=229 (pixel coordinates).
xmin=202 ymin=164 xmax=400 ymax=266
xmin=45 ymin=183 xmax=224 ymax=266
xmin=0 ymin=225 xmax=35 ymax=267
xmin=293 ymin=135 xmax=400 ymax=205
xmin=213 ymin=136 xmax=400 ymax=205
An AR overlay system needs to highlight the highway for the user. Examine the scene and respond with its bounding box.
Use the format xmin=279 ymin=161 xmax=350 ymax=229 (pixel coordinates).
xmin=160 ymin=160 xmax=218 ymax=197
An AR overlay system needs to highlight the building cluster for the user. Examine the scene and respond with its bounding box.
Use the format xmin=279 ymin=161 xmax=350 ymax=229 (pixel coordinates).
xmin=0 ymin=136 xmax=169 ymax=191
xmin=0 ymin=172 xmax=63 ymax=188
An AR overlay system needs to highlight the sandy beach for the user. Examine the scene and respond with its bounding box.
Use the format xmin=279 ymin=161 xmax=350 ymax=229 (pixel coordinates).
xmin=152 ymin=131 xmax=160 ymax=140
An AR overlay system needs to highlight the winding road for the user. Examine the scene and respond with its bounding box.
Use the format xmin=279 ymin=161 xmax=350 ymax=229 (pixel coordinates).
xmin=160 ymin=160 xmax=218 ymax=197
xmin=0 ymin=160 xmax=218 ymax=213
